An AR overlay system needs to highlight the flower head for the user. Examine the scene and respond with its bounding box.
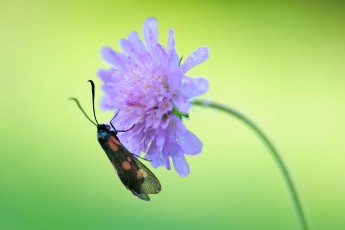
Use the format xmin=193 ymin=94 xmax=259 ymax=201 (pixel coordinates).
xmin=98 ymin=17 xmax=209 ymax=176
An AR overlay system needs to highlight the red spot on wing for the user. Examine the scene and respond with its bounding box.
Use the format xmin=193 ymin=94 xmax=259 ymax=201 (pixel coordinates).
xmin=121 ymin=161 xmax=131 ymax=170
xmin=108 ymin=141 xmax=119 ymax=151
xmin=136 ymin=169 xmax=147 ymax=178
xmin=110 ymin=136 xmax=121 ymax=145
xmin=108 ymin=136 xmax=120 ymax=152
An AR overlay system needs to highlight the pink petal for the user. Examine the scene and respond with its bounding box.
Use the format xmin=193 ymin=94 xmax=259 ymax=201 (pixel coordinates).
xmin=167 ymin=29 xmax=180 ymax=70
xmin=98 ymin=69 xmax=113 ymax=83
xmin=172 ymin=155 xmax=190 ymax=177
xmin=152 ymin=44 xmax=168 ymax=66
xmin=143 ymin=17 xmax=158 ymax=51
xmin=180 ymin=77 xmax=209 ymax=97
xmin=100 ymin=46 xmax=125 ymax=69
xmin=173 ymin=96 xmax=191 ymax=114
xmin=120 ymin=32 xmax=147 ymax=61
xmin=167 ymin=29 xmax=175 ymax=55
xmin=168 ymin=72 xmax=182 ymax=90
xmin=128 ymin=31 xmax=147 ymax=54
xmin=180 ymin=47 xmax=209 ymax=73
xmin=179 ymin=130 xmax=203 ymax=155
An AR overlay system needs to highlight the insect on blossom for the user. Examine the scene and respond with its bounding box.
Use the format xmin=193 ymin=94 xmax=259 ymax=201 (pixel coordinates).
xmin=99 ymin=17 xmax=209 ymax=176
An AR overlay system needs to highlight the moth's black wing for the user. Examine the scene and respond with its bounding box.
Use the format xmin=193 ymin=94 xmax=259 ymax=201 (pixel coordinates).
xmin=98 ymin=129 xmax=160 ymax=201
xmin=133 ymin=157 xmax=161 ymax=194
xmin=131 ymin=190 xmax=150 ymax=201
xmin=113 ymin=147 xmax=161 ymax=200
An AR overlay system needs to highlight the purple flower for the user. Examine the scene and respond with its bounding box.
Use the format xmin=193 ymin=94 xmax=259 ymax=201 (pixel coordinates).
xmin=98 ymin=17 xmax=209 ymax=176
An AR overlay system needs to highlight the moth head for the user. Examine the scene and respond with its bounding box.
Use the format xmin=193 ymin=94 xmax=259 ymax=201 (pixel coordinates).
xmin=97 ymin=124 xmax=111 ymax=139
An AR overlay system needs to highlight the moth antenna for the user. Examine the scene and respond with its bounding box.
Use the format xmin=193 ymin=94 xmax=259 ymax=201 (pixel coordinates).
xmin=132 ymin=153 xmax=152 ymax=162
xmin=87 ymin=80 xmax=100 ymax=125
xmin=69 ymin=98 xmax=97 ymax=126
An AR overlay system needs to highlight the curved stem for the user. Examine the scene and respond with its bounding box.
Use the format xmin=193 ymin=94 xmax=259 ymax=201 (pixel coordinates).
xmin=192 ymin=99 xmax=309 ymax=230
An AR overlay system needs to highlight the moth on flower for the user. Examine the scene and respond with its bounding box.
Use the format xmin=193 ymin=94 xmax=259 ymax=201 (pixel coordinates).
xmin=99 ymin=17 xmax=209 ymax=176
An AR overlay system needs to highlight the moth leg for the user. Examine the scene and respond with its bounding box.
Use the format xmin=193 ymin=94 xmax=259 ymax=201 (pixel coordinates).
xmin=110 ymin=109 xmax=135 ymax=132
xmin=117 ymin=124 xmax=135 ymax=133
xmin=110 ymin=110 xmax=120 ymax=130
xmin=131 ymin=153 xmax=151 ymax=162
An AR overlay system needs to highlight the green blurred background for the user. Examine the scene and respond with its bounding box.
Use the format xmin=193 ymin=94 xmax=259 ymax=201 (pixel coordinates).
xmin=1 ymin=0 xmax=344 ymax=229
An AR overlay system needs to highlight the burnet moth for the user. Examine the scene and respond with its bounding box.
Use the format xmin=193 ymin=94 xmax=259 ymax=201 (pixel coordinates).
xmin=70 ymin=80 xmax=161 ymax=201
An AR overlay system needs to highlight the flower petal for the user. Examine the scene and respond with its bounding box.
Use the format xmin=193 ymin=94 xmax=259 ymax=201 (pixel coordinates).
xmin=172 ymin=155 xmax=190 ymax=177
xmin=180 ymin=77 xmax=209 ymax=97
xmin=143 ymin=17 xmax=158 ymax=51
xmin=120 ymin=32 xmax=148 ymax=61
xmin=120 ymin=39 xmax=137 ymax=60
xmin=100 ymin=46 xmax=125 ymax=69
xmin=147 ymin=142 xmax=166 ymax=168
xmin=168 ymin=72 xmax=182 ymax=90
xmin=101 ymin=96 xmax=116 ymax=110
xmin=179 ymin=130 xmax=203 ymax=155
xmin=98 ymin=69 xmax=113 ymax=83
xmin=98 ymin=69 xmax=123 ymax=84
xmin=173 ymin=97 xmax=191 ymax=114
xmin=180 ymin=47 xmax=209 ymax=73
xmin=145 ymin=141 xmax=158 ymax=160
xmin=128 ymin=31 xmax=147 ymax=54
xmin=152 ymin=44 xmax=168 ymax=66
xmin=167 ymin=29 xmax=175 ymax=55
xmin=99 ymin=18 xmax=209 ymax=177
xmin=167 ymin=29 xmax=180 ymax=70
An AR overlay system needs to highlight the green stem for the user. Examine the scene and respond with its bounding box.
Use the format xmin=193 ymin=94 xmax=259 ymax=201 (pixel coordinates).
xmin=192 ymin=99 xmax=309 ymax=230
